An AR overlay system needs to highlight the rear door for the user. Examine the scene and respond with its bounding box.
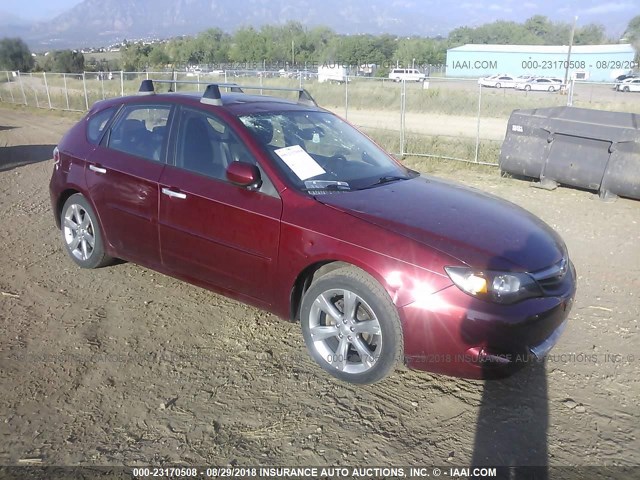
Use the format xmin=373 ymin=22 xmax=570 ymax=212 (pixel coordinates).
xmin=158 ymin=106 xmax=282 ymax=303
xmin=87 ymin=103 xmax=172 ymax=267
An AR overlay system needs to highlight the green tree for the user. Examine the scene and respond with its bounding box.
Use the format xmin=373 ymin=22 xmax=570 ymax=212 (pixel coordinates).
xmin=626 ymin=15 xmax=640 ymax=43
xmin=229 ymin=27 xmax=266 ymax=63
xmin=394 ymin=38 xmax=447 ymax=68
xmin=0 ymin=37 xmax=34 ymax=71
xmin=448 ymin=16 xmax=607 ymax=48
xmin=524 ymin=15 xmax=553 ymax=41
xmin=193 ymin=28 xmax=230 ymax=64
xmin=574 ymin=24 xmax=607 ymax=45
xmin=624 ymin=15 xmax=640 ymax=62
xmin=148 ymin=44 xmax=170 ymax=67
xmin=121 ymin=42 xmax=151 ymax=70
xmin=45 ymin=50 xmax=85 ymax=73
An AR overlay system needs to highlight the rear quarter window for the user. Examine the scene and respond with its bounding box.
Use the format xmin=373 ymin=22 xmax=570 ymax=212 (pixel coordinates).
xmin=87 ymin=106 xmax=118 ymax=144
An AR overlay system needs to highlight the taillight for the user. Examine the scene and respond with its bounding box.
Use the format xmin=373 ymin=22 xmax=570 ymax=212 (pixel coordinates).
xmin=53 ymin=146 xmax=60 ymax=166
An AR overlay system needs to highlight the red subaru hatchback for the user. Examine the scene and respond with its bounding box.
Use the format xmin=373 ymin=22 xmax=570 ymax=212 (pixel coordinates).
xmin=49 ymin=81 xmax=576 ymax=384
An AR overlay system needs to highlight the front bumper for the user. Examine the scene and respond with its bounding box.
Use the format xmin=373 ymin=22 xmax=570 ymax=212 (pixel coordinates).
xmin=400 ymin=265 xmax=576 ymax=379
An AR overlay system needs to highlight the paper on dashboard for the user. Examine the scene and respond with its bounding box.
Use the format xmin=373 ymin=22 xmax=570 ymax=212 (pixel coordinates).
xmin=274 ymin=145 xmax=325 ymax=180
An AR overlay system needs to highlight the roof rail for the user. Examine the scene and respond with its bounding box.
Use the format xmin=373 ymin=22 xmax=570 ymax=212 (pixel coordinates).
xmin=137 ymin=79 xmax=318 ymax=107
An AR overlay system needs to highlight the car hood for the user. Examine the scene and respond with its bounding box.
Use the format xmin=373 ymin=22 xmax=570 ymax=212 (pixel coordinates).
xmin=317 ymin=175 xmax=565 ymax=272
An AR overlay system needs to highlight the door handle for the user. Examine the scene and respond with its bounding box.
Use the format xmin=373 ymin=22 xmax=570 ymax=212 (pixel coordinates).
xmin=161 ymin=188 xmax=187 ymax=199
xmin=89 ymin=164 xmax=106 ymax=174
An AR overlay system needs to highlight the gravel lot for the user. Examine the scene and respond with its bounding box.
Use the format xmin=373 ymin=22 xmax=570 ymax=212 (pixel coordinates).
xmin=0 ymin=106 xmax=639 ymax=473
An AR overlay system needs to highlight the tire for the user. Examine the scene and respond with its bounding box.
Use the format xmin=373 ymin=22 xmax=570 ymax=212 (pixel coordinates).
xmin=548 ymin=86 xmax=556 ymax=92
xmin=300 ymin=266 xmax=403 ymax=384
xmin=60 ymin=193 xmax=112 ymax=269
xmin=495 ymin=83 xmax=501 ymax=89
xmin=623 ymin=86 xmax=630 ymax=92
xmin=525 ymin=85 xmax=531 ymax=91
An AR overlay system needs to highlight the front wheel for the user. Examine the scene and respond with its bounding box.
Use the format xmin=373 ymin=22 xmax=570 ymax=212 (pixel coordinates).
xmin=548 ymin=86 xmax=556 ymax=92
xmin=525 ymin=85 xmax=532 ymax=91
xmin=495 ymin=83 xmax=501 ymax=89
xmin=300 ymin=267 xmax=403 ymax=384
xmin=60 ymin=193 xmax=112 ymax=269
xmin=623 ymin=86 xmax=630 ymax=92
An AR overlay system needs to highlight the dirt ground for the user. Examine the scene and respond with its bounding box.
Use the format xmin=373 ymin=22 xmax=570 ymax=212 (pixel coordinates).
xmin=0 ymin=105 xmax=639 ymax=471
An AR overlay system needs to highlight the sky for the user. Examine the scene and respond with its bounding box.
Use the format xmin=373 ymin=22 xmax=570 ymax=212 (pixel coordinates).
xmin=2 ymin=0 xmax=81 ymax=21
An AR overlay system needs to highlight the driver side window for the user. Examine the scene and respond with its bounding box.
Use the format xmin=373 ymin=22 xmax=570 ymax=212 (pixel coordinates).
xmin=176 ymin=107 xmax=278 ymax=196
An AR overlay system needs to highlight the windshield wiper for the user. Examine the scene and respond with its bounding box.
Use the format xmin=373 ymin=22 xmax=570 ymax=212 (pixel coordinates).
xmin=360 ymin=175 xmax=408 ymax=189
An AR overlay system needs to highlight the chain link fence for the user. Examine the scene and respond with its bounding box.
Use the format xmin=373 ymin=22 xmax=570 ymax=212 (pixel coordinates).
xmin=2 ymin=70 xmax=639 ymax=166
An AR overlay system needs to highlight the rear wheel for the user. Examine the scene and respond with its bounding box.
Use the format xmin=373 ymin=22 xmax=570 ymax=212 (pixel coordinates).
xmin=60 ymin=193 xmax=112 ymax=269
xmin=548 ymin=86 xmax=556 ymax=92
xmin=525 ymin=85 xmax=532 ymax=91
xmin=300 ymin=267 xmax=403 ymax=384
xmin=495 ymin=83 xmax=501 ymax=89
xmin=623 ymin=86 xmax=630 ymax=92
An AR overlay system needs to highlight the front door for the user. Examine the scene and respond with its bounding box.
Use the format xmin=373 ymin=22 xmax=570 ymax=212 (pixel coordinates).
xmin=158 ymin=106 xmax=282 ymax=303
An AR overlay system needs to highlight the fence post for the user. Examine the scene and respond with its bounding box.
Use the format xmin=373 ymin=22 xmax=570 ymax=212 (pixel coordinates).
xmin=120 ymin=71 xmax=124 ymax=97
xmin=17 ymin=71 xmax=27 ymax=105
xmin=101 ymin=74 xmax=105 ymax=100
xmin=82 ymin=73 xmax=89 ymax=110
xmin=344 ymin=76 xmax=349 ymax=120
xmin=400 ymin=80 xmax=406 ymax=157
xmin=43 ymin=72 xmax=52 ymax=108
xmin=32 ymin=73 xmax=40 ymax=108
xmin=567 ymin=79 xmax=574 ymax=107
xmin=63 ymin=73 xmax=70 ymax=110
xmin=6 ymin=71 xmax=15 ymax=103
xmin=474 ymin=82 xmax=482 ymax=164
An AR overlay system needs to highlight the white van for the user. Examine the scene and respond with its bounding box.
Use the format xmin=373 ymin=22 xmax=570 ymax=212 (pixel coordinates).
xmin=388 ymin=68 xmax=427 ymax=82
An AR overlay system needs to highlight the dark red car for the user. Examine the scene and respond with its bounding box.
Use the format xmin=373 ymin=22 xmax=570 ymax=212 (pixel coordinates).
xmin=49 ymin=81 xmax=576 ymax=384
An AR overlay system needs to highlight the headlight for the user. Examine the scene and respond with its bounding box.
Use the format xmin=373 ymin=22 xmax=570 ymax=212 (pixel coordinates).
xmin=444 ymin=266 xmax=542 ymax=304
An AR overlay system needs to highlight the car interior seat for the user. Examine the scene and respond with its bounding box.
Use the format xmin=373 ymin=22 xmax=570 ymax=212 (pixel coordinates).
xmin=181 ymin=117 xmax=224 ymax=178
xmin=113 ymin=118 xmax=148 ymax=157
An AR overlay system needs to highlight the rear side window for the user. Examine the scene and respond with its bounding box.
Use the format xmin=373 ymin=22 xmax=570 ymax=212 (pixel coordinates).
xmin=107 ymin=105 xmax=171 ymax=162
xmin=87 ymin=106 xmax=117 ymax=144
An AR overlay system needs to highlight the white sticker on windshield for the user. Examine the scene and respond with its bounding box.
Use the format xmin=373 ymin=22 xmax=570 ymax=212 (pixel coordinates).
xmin=274 ymin=145 xmax=326 ymax=180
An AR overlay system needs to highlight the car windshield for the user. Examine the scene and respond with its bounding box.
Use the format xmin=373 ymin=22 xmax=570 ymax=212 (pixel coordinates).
xmin=239 ymin=110 xmax=414 ymax=192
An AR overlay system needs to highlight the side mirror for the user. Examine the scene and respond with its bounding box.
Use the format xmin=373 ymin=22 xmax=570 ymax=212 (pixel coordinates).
xmin=226 ymin=161 xmax=262 ymax=189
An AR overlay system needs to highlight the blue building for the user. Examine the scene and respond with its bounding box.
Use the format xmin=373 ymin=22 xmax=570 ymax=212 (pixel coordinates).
xmin=446 ymin=44 xmax=637 ymax=82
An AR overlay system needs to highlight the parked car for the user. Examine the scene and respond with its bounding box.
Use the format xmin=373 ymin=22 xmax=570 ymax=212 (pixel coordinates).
xmin=50 ymin=80 xmax=576 ymax=384
xmin=388 ymin=68 xmax=427 ymax=82
xmin=515 ymin=77 xmax=562 ymax=92
xmin=478 ymin=75 xmax=517 ymax=88
xmin=616 ymin=78 xmax=640 ymax=92
xmin=614 ymin=73 xmax=638 ymax=83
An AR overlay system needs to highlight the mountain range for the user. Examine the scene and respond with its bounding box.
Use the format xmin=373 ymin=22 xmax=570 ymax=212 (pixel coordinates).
xmin=0 ymin=0 xmax=637 ymax=50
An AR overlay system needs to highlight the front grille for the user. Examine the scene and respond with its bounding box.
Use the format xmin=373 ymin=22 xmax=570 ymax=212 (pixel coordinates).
xmin=531 ymin=257 xmax=570 ymax=294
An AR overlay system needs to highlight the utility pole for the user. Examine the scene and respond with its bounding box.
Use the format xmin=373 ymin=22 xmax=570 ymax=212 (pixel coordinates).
xmin=563 ymin=16 xmax=578 ymax=87
xmin=292 ymin=40 xmax=295 ymax=67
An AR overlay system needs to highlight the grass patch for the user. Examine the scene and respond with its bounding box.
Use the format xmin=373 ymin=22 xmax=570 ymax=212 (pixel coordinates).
xmin=362 ymin=127 xmax=501 ymax=165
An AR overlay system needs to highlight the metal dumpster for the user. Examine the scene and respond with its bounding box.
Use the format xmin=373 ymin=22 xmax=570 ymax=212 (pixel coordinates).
xmin=500 ymin=106 xmax=640 ymax=200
